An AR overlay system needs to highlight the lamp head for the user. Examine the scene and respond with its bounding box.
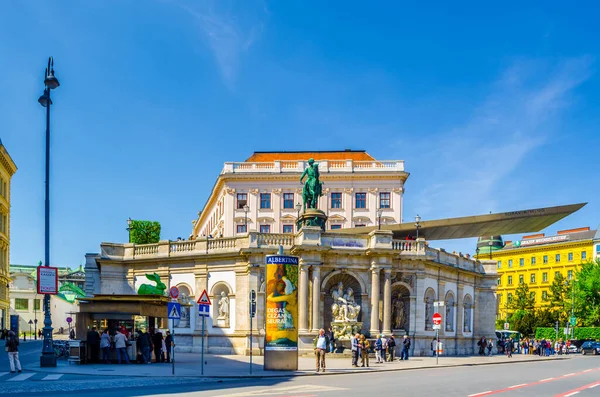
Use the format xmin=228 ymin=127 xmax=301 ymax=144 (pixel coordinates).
xmin=127 ymin=217 xmax=133 ymax=227
xmin=296 ymin=202 xmax=302 ymax=210
xmin=243 ymin=204 xmax=249 ymax=213
xmin=38 ymin=91 xmax=51 ymax=107
xmin=415 ymin=214 xmax=421 ymax=224
xmin=44 ymin=57 xmax=59 ymax=90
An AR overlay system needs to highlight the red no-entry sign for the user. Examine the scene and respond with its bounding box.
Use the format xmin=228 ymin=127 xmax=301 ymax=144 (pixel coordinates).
xmin=433 ymin=312 xmax=442 ymax=326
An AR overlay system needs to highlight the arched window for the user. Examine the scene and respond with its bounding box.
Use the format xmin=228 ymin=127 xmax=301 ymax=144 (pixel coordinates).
xmin=424 ymin=288 xmax=436 ymax=330
xmin=463 ymin=294 xmax=473 ymax=333
xmin=445 ymin=291 xmax=455 ymax=332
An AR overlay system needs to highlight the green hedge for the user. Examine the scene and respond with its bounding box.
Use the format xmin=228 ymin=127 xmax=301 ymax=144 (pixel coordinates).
xmin=535 ymin=327 xmax=600 ymax=340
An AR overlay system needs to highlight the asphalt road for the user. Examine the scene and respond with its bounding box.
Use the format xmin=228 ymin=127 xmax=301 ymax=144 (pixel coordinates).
xmin=0 ymin=350 xmax=599 ymax=397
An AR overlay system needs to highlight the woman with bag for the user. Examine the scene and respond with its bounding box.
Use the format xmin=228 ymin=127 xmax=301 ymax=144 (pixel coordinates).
xmin=4 ymin=330 xmax=22 ymax=373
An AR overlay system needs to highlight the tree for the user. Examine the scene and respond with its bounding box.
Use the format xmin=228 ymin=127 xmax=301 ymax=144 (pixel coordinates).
xmin=130 ymin=220 xmax=161 ymax=244
xmin=574 ymin=259 xmax=600 ymax=327
xmin=509 ymin=283 xmax=535 ymax=311
xmin=547 ymin=272 xmax=571 ymax=323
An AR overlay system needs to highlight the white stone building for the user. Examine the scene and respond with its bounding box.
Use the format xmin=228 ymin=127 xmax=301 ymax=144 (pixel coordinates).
xmin=192 ymin=151 xmax=408 ymax=238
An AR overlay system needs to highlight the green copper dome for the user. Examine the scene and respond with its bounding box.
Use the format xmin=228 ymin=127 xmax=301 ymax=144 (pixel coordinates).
xmin=476 ymin=235 xmax=504 ymax=256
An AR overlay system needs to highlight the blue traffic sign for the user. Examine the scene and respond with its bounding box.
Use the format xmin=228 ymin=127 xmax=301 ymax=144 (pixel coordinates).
xmin=198 ymin=304 xmax=210 ymax=317
xmin=168 ymin=302 xmax=181 ymax=319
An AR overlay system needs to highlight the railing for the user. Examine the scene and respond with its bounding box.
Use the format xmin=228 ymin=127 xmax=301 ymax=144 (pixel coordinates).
xmin=257 ymin=233 xmax=294 ymax=247
xmin=392 ymin=240 xmax=418 ymax=251
xmin=170 ymin=240 xmax=196 ymax=253
xmin=134 ymin=244 xmax=159 ymax=256
xmin=222 ymin=159 xmax=405 ymax=174
xmin=208 ymin=237 xmax=238 ymax=250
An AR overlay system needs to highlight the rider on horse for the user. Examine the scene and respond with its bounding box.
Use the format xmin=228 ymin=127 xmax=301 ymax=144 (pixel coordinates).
xmin=300 ymin=158 xmax=323 ymax=210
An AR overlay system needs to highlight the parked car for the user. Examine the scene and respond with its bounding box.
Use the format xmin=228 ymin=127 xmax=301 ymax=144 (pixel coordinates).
xmin=580 ymin=341 xmax=600 ymax=355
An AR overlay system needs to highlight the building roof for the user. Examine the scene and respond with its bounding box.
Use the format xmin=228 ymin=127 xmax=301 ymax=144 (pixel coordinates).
xmin=9 ymin=264 xmax=85 ymax=279
xmin=334 ymin=202 xmax=587 ymax=240
xmin=500 ymin=227 xmax=597 ymax=251
xmin=245 ymin=150 xmax=375 ymax=162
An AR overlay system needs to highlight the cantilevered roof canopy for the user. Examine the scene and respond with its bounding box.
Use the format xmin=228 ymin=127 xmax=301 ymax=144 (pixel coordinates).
xmin=335 ymin=203 xmax=587 ymax=240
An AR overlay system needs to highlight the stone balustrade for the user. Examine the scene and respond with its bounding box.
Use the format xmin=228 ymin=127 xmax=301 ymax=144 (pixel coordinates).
xmin=222 ymin=159 xmax=405 ymax=174
xmin=99 ymin=230 xmax=484 ymax=273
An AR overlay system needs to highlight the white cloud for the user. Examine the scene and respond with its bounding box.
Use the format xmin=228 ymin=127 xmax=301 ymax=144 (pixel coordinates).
xmin=174 ymin=0 xmax=267 ymax=87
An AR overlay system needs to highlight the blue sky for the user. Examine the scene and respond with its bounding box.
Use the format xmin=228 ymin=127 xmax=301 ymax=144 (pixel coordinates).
xmin=1 ymin=1 xmax=599 ymax=266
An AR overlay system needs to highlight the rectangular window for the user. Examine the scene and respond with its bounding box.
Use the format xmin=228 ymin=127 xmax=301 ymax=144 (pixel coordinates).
xmin=568 ymin=270 xmax=573 ymax=280
xmin=508 ymin=259 xmax=513 ymax=268
xmin=355 ymin=192 xmax=366 ymax=209
xmin=283 ymin=193 xmax=294 ymax=209
xmin=331 ymin=224 xmax=342 ymax=230
xmin=542 ymin=272 xmax=548 ymax=282
xmin=543 ymin=255 xmax=548 ymax=264
xmin=497 ymin=277 xmax=501 ymax=286
xmin=379 ymin=192 xmax=391 ymax=209
xmin=331 ymin=193 xmax=342 ymax=209
xmin=497 ymin=261 xmax=502 ymax=269
xmin=260 ymin=193 xmax=271 ymax=209
xmin=236 ymin=193 xmax=247 ymax=209
xmin=555 ymin=254 xmax=561 ymax=263
xmin=519 ymin=258 xmax=524 ymax=267
xmin=530 ymin=292 xmax=536 ymax=301
xmin=259 ymin=225 xmax=271 ymax=233
xmin=542 ymin=291 xmax=548 ymax=300
xmin=530 ymin=274 xmax=536 ymax=283
xmin=531 ymin=257 xmax=536 ymax=265
xmin=15 ymin=298 xmax=29 ymax=311
xmin=282 ymin=225 xmax=294 ymax=234
xmin=568 ymin=252 xmax=573 ymax=262
xmin=34 ymin=299 xmax=41 ymax=311
xmin=582 ymin=251 xmax=587 ymax=260
xmin=519 ymin=275 xmax=524 ymax=284
xmin=507 ymin=276 xmax=513 ymax=285
xmin=236 ymin=224 xmax=247 ymax=234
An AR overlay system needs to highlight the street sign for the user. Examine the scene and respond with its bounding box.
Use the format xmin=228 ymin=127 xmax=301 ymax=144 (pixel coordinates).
xmin=66 ymin=317 xmax=72 ymax=324
xmin=504 ymin=322 xmax=510 ymax=330
xmin=433 ymin=324 xmax=441 ymax=330
xmin=168 ymin=302 xmax=181 ymax=320
xmin=169 ymin=286 xmax=180 ymax=300
xmin=197 ymin=289 xmax=211 ymax=305
xmin=28 ymin=320 xmax=33 ymax=325
xmin=570 ymin=316 xmax=577 ymax=326
xmin=432 ymin=312 xmax=442 ymax=326
xmin=564 ymin=327 xmax=570 ymax=335
xmin=37 ymin=266 xmax=58 ymax=294
xmin=198 ymin=304 xmax=210 ymax=317
xmin=433 ymin=301 xmax=445 ymax=307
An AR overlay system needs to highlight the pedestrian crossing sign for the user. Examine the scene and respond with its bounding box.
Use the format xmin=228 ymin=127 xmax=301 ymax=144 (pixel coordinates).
xmin=168 ymin=302 xmax=181 ymax=319
xmin=198 ymin=304 xmax=210 ymax=317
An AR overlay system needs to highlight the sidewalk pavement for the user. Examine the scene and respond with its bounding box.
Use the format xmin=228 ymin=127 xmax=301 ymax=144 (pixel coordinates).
xmin=23 ymin=351 xmax=570 ymax=379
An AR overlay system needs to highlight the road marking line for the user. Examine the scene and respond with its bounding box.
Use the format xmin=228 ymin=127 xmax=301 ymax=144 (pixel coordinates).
xmin=7 ymin=373 xmax=34 ymax=382
xmin=554 ymin=381 xmax=600 ymax=397
xmin=541 ymin=378 xmax=555 ymax=381
xmin=563 ymin=373 xmax=576 ymax=377
xmin=508 ymin=384 xmax=527 ymax=389
xmin=583 ymin=369 xmax=593 ymax=373
xmin=564 ymin=392 xmax=579 ymax=397
xmin=0 ymin=372 xmax=9 ymax=378
xmin=468 ymin=392 xmax=492 ymax=397
xmin=589 ymin=384 xmax=599 ymax=389
xmin=42 ymin=374 xmax=64 ymax=380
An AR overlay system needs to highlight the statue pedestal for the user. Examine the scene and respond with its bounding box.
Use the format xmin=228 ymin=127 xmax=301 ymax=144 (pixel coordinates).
xmin=331 ymin=321 xmax=363 ymax=341
xmin=297 ymin=209 xmax=327 ymax=232
xmin=215 ymin=317 xmax=229 ymax=328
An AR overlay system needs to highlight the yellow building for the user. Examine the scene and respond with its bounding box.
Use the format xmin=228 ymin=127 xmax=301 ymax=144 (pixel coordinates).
xmin=0 ymin=139 xmax=17 ymax=331
xmin=476 ymin=227 xmax=597 ymax=321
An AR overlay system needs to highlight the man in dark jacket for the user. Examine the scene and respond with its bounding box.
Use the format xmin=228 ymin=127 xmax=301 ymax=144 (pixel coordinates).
xmin=387 ymin=335 xmax=396 ymax=361
xmin=5 ymin=330 xmax=22 ymax=373
xmin=152 ymin=329 xmax=164 ymax=363
xmin=165 ymin=331 xmax=174 ymax=363
xmin=400 ymin=335 xmax=411 ymax=360
xmin=87 ymin=327 xmax=101 ymax=362
xmin=136 ymin=329 xmax=152 ymax=364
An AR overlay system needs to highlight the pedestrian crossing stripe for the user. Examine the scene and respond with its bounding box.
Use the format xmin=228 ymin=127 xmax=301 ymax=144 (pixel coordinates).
xmin=8 ymin=373 xmax=35 ymax=382
xmin=42 ymin=374 xmax=64 ymax=380
xmin=198 ymin=304 xmax=210 ymax=317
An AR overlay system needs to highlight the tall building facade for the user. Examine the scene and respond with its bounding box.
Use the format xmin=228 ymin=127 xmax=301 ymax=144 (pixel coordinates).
xmin=192 ymin=150 xmax=408 ymax=238
xmin=0 ymin=139 xmax=17 ymax=331
xmin=481 ymin=227 xmax=597 ymax=320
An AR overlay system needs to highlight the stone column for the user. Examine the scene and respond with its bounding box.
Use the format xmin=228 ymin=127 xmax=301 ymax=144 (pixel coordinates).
xmin=311 ymin=265 xmax=321 ymax=332
xmin=298 ymin=264 xmax=309 ymax=332
xmin=383 ymin=269 xmax=392 ymax=335
xmin=370 ymin=265 xmax=381 ymax=335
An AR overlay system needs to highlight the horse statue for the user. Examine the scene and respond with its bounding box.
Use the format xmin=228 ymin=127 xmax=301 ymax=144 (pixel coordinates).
xmin=300 ymin=158 xmax=323 ymax=211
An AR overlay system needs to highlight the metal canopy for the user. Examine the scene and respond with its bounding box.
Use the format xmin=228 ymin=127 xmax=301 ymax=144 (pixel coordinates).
xmin=334 ymin=203 xmax=587 ymax=240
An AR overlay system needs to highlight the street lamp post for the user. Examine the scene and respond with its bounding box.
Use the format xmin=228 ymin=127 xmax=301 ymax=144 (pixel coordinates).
xmin=295 ymin=202 xmax=302 ymax=231
xmin=488 ymin=239 xmax=493 ymax=260
xmin=126 ymin=217 xmax=133 ymax=243
xmin=28 ymin=320 xmax=33 ymax=340
xmin=377 ymin=208 xmax=383 ymax=230
xmin=415 ymin=214 xmax=421 ymax=239
xmin=38 ymin=56 xmax=59 ymax=368
xmin=243 ymin=204 xmax=249 ymax=232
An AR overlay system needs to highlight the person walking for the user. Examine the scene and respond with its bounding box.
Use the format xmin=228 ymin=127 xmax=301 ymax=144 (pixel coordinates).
xmin=4 ymin=330 xmax=21 ymax=373
xmin=87 ymin=327 xmax=101 ymax=363
xmin=505 ymin=338 xmax=513 ymax=358
xmin=387 ymin=335 xmax=396 ymax=361
xmin=487 ymin=340 xmax=493 ymax=356
xmin=351 ymin=333 xmax=359 ymax=367
xmin=114 ymin=329 xmax=130 ymax=364
xmin=100 ymin=329 xmax=111 ymax=364
xmin=401 ymin=335 xmax=411 ymax=360
xmin=431 ymin=337 xmax=437 ymax=357
xmin=359 ymin=335 xmax=370 ymax=367
xmin=313 ymin=328 xmax=329 ymax=373
xmin=165 ymin=330 xmax=174 ymax=364
xmin=375 ymin=334 xmax=384 ymax=363
xmin=152 ymin=329 xmax=164 ymax=363
xmin=136 ymin=329 xmax=151 ymax=364
xmin=326 ymin=328 xmax=335 ymax=354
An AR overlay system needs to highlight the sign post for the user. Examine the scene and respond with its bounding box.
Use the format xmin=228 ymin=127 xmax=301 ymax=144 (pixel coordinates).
xmin=197 ymin=290 xmax=211 ymax=376
xmin=432 ymin=312 xmax=442 ymax=365
xmin=249 ymin=290 xmax=256 ymax=374
xmin=167 ymin=301 xmax=181 ymax=375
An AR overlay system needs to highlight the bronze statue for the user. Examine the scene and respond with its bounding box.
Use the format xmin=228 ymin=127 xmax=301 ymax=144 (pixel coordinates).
xmin=300 ymin=158 xmax=322 ymax=210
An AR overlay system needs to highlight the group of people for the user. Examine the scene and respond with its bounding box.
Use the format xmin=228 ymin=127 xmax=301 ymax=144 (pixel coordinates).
xmin=87 ymin=325 xmax=174 ymax=364
xmin=476 ymin=336 xmax=495 ymax=356
xmin=519 ymin=338 xmax=570 ymax=356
